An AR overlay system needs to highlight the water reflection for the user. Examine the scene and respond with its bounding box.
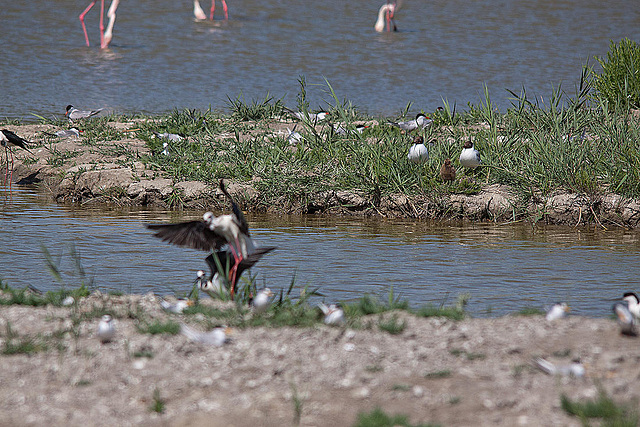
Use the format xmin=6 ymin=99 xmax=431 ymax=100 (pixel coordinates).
xmin=1 ymin=186 xmax=640 ymax=318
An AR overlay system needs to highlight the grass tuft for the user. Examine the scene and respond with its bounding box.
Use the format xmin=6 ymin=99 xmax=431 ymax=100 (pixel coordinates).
xmin=137 ymin=320 xmax=181 ymax=335
xmin=352 ymin=407 xmax=440 ymax=427
xmin=561 ymin=389 xmax=638 ymax=426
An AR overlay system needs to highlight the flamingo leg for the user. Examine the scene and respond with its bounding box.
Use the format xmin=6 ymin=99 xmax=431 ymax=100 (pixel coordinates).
xmin=2 ymin=146 xmax=8 ymax=186
xmin=102 ymin=0 xmax=119 ymax=48
xmin=79 ymin=0 xmax=98 ymax=47
xmin=99 ymin=0 xmax=105 ymax=49
xmin=221 ymin=0 xmax=228 ymax=19
xmin=209 ymin=0 xmax=216 ymax=20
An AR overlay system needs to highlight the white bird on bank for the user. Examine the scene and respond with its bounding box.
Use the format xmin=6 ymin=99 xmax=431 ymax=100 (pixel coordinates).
xmin=153 ymin=132 xmax=183 ymax=142
xmin=66 ymin=105 xmax=102 ymax=120
xmin=332 ymin=124 xmax=367 ymax=136
xmin=196 ymin=269 xmax=228 ymax=298
xmin=545 ymin=302 xmax=570 ymax=321
xmin=374 ymin=2 xmax=397 ymax=33
xmin=49 ymin=128 xmax=81 ymax=138
xmin=622 ymin=292 xmax=640 ymax=318
xmin=534 ymin=357 xmax=585 ymax=377
xmin=287 ymin=127 xmax=303 ymax=144
xmin=252 ymin=288 xmax=274 ymax=314
xmin=161 ymin=141 xmax=169 ymax=156
xmin=181 ymin=324 xmax=230 ymax=346
xmin=613 ymin=301 xmax=637 ymax=336
xmin=97 ymin=315 xmax=116 ymax=343
xmin=319 ymin=303 xmax=345 ymax=326
xmin=407 ymin=135 xmax=428 ymax=164
xmin=389 ymin=113 xmax=431 ymax=131
xmin=459 ymin=140 xmax=481 ymax=169
xmin=160 ymin=298 xmax=194 ymax=314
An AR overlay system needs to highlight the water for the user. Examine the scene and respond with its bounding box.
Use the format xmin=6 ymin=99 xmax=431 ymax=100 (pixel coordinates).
xmin=1 ymin=1 xmax=639 ymax=120
xmin=2 ymin=186 xmax=639 ymax=317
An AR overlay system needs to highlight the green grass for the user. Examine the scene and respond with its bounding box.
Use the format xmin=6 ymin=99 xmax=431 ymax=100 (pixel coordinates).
xmin=137 ymin=320 xmax=181 ymax=335
xmin=424 ymin=369 xmax=452 ymax=379
xmin=0 ymin=282 xmax=90 ymax=307
xmin=561 ymin=390 xmax=638 ymax=426
xmin=150 ymin=387 xmax=166 ymax=414
xmin=2 ymin=323 xmax=47 ymax=355
xmin=352 ymin=408 xmax=440 ymax=427
xmin=377 ymin=314 xmax=406 ymax=335
xmin=515 ymin=307 xmax=546 ymax=316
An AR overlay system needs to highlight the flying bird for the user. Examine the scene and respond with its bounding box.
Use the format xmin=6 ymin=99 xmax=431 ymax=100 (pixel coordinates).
xmin=79 ymin=0 xmax=120 ymax=48
xmin=407 ymin=135 xmax=428 ymax=164
xmin=389 ymin=113 xmax=431 ymax=131
xmin=1 ymin=129 xmax=33 ymax=192
xmin=459 ymin=140 xmax=481 ymax=169
xmin=66 ymin=105 xmax=103 ymax=120
xmin=440 ymin=158 xmax=456 ymax=181
xmin=147 ymin=179 xmax=276 ymax=298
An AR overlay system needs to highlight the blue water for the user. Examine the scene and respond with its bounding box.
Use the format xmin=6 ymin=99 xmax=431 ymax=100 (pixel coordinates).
xmin=1 ymin=0 xmax=639 ymax=119
xmin=2 ymin=187 xmax=639 ymax=317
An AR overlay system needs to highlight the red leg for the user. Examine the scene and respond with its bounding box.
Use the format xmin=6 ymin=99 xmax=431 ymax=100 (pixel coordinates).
xmin=99 ymin=0 xmax=105 ymax=50
xmin=221 ymin=0 xmax=228 ymax=19
xmin=79 ymin=1 xmax=98 ymax=47
xmin=385 ymin=8 xmax=390 ymax=32
xmin=8 ymin=149 xmax=14 ymax=195
xmin=2 ymin=147 xmax=8 ymax=185
xmin=209 ymin=0 xmax=215 ymax=20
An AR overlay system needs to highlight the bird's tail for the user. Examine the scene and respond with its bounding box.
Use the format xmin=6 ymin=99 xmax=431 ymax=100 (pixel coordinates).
xmin=534 ymin=358 xmax=556 ymax=375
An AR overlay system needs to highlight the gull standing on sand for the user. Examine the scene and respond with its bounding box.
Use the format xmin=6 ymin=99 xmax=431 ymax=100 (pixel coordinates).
xmin=79 ymin=0 xmax=120 ymax=48
xmin=622 ymin=292 xmax=640 ymax=318
xmin=319 ymin=303 xmax=345 ymax=326
xmin=534 ymin=357 xmax=585 ymax=377
xmin=66 ymin=105 xmax=103 ymax=120
xmin=181 ymin=324 xmax=230 ymax=346
xmin=459 ymin=140 xmax=481 ymax=169
xmin=545 ymin=302 xmax=570 ymax=321
xmin=407 ymin=135 xmax=428 ymax=164
xmin=97 ymin=315 xmax=116 ymax=343
xmin=160 ymin=298 xmax=194 ymax=314
xmin=613 ymin=301 xmax=637 ymax=336
xmin=389 ymin=113 xmax=431 ymax=131
xmin=252 ymin=288 xmax=274 ymax=314
xmin=147 ymin=179 xmax=276 ymax=298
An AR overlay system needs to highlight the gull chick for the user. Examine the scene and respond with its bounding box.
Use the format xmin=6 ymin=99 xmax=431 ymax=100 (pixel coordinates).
xmin=534 ymin=357 xmax=585 ymax=378
xmin=252 ymin=288 xmax=274 ymax=314
xmin=440 ymin=158 xmax=456 ymax=181
xmin=97 ymin=315 xmax=115 ymax=343
xmin=546 ymin=302 xmax=570 ymax=321
xmin=180 ymin=324 xmax=230 ymax=347
xmin=613 ymin=301 xmax=637 ymax=336
xmin=459 ymin=140 xmax=481 ymax=169
xmin=160 ymin=298 xmax=194 ymax=314
xmin=319 ymin=303 xmax=345 ymax=326
xmin=196 ymin=270 xmax=229 ymax=298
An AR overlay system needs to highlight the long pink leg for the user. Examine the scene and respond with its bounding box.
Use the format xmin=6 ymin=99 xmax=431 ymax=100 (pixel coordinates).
xmin=2 ymin=147 xmax=8 ymax=185
xmin=209 ymin=0 xmax=215 ymax=20
xmin=228 ymin=239 xmax=243 ymax=299
xmin=221 ymin=0 xmax=228 ymax=19
xmin=79 ymin=0 xmax=98 ymax=47
xmin=99 ymin=0 xmax=105 ymax=49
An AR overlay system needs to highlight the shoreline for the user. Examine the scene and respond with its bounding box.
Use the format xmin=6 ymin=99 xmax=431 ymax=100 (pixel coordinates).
xmin=3 ymin=119 xmax=640 ymax=229
xmin=0 ymin=289 xmax=637 ymax=426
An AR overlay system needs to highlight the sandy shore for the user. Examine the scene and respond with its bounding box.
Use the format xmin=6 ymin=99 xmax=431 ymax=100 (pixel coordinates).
xmin=3 ymin=122 xmax=640 ymax=228
xmin=0 ymin=291 xmax=638 ymax=426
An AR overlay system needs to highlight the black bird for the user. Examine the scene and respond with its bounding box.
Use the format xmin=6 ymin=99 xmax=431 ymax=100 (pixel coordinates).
xmin=1 ymin=129 xmax=33 ymax=192
xmin=147 ymin=179 xmax=276 ymax=298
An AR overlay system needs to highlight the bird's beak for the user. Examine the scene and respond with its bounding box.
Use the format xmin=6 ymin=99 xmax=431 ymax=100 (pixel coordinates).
xmin=224 ymin=327 xmax=233 ymax=335
xmin=564 ymin=305 xmax=571 ymax=312
xmin=187 ymin=300 xmax=195 ymax=307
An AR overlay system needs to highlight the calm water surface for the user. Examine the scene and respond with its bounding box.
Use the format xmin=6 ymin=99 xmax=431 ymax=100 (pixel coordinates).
xmin=1 ymin=1 xmax=639 ymax=118
xmin=1 ymin=187 xmax=639 ymax=317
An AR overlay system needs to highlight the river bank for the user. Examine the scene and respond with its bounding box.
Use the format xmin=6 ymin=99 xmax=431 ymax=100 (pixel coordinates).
xmin=3 ymin=111 xmax=640 ymax=228
xmin=0 ymin=289 xmax=637 ymax=426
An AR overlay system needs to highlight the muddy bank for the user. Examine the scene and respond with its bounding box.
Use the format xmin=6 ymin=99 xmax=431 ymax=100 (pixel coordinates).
xmin=0 ymin=291 xmax=638 ymax=426
xmin=4 ymin=123 xmax=640 ymax=228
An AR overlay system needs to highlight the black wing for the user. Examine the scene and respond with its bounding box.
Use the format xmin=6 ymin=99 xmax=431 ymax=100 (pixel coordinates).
xmin=219 ymin=179 xmax=250 ymax=236
xmin=1 ymin=129 xmax=32 ymax=152
xmin=205 ymin=246 xmax=277 ymax=280
xmin=147 ymin=220 xmax=225 ymax=252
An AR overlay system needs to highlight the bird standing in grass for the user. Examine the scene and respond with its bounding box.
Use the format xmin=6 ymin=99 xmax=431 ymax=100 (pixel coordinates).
xmin=390 ymin=113 xmax=431 ymax=132
xmin=439 ymin=158 xmax=456 ymax=181
xmin=407 ymin=135 xmax=428 ymax=164
xmin=613 ymin=301 xmax=636 ymax=336
xmin=251 ymin=288 xmax=274 ymax=314
xmin=1 ymin=129 xmax=33 ymax=192
xmin=459 ymin=140 xmax=481 ymax=169
xmin=66 ymin=105 xmax=102 ymax=120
